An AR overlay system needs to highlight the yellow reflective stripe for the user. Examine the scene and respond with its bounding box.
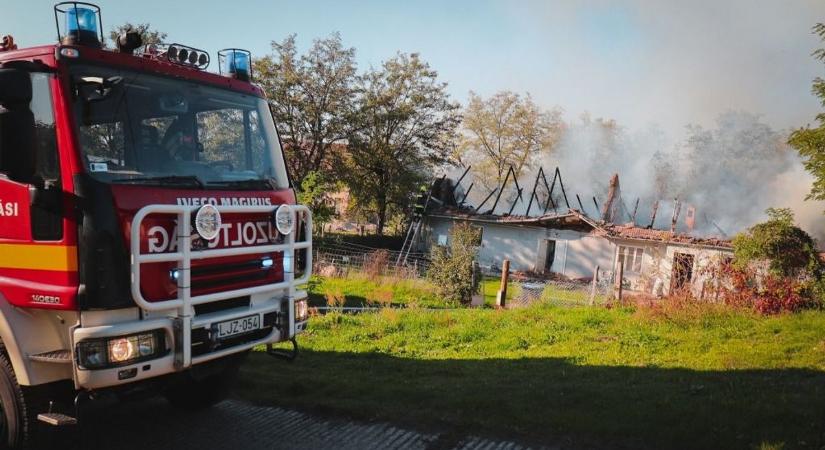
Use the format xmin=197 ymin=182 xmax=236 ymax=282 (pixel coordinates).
xmin=0 ymin=244 xmax=78 ymax=272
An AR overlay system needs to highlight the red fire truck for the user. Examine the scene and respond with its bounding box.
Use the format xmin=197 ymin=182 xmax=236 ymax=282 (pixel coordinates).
xmin=0 ymin=3 xmax=312 ymax=446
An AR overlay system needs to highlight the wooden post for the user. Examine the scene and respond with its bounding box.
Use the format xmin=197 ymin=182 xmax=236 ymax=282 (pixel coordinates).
xmin=589 ymin=265 xmax=600 ymax=306
xmin=470 ymin=261 xmax=483 ymax=307
xmin=497 ymin=259 xmax=510 ymax=308
xmin=615 ymin=256 xmax=624 ymax=303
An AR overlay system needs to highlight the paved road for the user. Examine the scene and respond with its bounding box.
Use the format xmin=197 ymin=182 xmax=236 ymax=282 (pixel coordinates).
xmin=55 ymin=398 xmax=545 ymax=450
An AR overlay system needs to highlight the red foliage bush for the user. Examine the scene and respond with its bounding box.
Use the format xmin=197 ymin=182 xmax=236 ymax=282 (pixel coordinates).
xmin=708 ymin=262 xmax=812 ymax=315
xmin=753 ymin=275 xmax=809 ymax=314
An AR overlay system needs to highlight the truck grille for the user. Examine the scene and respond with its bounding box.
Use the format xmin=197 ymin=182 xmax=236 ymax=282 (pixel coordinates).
xmin=189 ymin=257 xmax=281 ymax=294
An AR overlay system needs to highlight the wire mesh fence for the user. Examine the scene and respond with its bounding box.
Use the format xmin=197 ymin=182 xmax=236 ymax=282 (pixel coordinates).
xmin=312 ymin=239 xmax=617 ymax=310
xmin=313 ymin=240 xmax=431 ymax=279
xmin=508 ymin=277 xmax=615 ymax=308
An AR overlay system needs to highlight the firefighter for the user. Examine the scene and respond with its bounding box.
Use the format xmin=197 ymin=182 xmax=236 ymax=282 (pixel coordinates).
xmin=162 ymin=115 xmax=198 ymax=161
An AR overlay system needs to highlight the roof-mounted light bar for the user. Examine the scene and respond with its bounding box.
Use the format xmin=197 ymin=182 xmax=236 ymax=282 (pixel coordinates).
xmin=218 ymin=49 xmax=252 ymax=81
xmin=138 ymin=43 xmax=210 ymax=70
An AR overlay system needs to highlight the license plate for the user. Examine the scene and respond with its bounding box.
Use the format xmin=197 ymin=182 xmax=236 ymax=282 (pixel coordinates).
xmin=216 ymin=315 xmax=261 ymax=339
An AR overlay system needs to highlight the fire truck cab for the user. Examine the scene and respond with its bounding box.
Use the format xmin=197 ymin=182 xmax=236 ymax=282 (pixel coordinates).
xmin=0 ymin=3 xmax=311 ymax=446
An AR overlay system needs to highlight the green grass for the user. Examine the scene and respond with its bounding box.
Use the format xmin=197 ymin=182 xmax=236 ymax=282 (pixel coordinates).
xmin=308 ymin=275 xmax=519 ymax=308
xmin=236 ymin=304 xmax=825 ymax=449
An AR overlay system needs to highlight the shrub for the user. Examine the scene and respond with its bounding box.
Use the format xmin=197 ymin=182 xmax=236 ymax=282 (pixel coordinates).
xmin=727 ymin=208 xmax=824 ymax=313
xmin=427 ymin=222 xmax=480 ymax=304
xmin=363 ymin=249 xmax=390 ymax=279
xmin=732 ymin=208 xmax=822 ymax=279
xmin=710 ymin=261 xmax=815 ymax=315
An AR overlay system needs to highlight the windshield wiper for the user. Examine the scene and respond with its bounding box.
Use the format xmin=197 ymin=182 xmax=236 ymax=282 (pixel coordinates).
xmin=110 ymin=175 xmax=205 ymax=188
xmin=204 ymin=178 xmax=275 ymax=190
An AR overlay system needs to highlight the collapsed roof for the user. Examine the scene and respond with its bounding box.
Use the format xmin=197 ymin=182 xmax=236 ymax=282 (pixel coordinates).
xmin=425 ymin=169 xmax=732 ymax=249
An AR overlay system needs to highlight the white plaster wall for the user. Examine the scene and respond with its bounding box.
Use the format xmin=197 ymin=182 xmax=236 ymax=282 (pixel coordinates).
xmin=548 ymin=232 xmax=614 ymax=279
xmin=422 ymin=217 xmax=614 ymax=278
xmin=476 ymin=223 xmax=546 ymax=272
xmin=420 ymin=217 xmax=544 ymax=272
xmin=661 ymin=244 xmax=734 ymax=297
xmin=420 ymin=217 xmax=453 ymax=252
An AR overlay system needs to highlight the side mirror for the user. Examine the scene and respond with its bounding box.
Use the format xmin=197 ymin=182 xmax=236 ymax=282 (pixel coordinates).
xmin=0 ymin=68 xmax=32 ymax=105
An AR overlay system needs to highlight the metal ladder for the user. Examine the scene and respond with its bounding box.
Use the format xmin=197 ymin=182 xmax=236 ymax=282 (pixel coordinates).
xmin=395 ymin=179 xmax=438 ymax=266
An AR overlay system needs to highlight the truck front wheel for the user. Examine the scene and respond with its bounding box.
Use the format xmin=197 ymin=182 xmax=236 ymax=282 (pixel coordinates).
xmin=0 ymin=351 xmax=32 ymax=448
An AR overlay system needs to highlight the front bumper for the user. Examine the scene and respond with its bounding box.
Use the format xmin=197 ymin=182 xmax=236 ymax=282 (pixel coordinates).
xmin=73 ymin=291 xmax=308 ymax=390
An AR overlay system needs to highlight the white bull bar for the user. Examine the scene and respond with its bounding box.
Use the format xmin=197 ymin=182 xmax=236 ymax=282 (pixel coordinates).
xmin=130 ymin=203 xmax=312 ymax=369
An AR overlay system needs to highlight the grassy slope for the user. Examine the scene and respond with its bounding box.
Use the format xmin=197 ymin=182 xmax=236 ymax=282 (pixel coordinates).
xmin=237 ymin=305 xmax=825 ymax=449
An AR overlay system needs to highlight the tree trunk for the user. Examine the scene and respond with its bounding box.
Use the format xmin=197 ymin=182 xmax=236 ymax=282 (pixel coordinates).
xmin=376 ymin=192 xmax=387 ymax=236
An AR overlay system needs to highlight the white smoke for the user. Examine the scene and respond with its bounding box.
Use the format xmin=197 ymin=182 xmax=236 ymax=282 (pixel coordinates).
xmin=453 ymin=111 xmax=825 ymax=245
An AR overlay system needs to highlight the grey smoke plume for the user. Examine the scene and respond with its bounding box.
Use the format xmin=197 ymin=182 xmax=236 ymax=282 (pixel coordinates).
xmin=454 ymin=111 xmax=825 ymax=244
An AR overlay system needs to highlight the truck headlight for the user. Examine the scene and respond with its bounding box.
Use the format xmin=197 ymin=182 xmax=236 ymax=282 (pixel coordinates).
xmin=77 ymin=330 xmax=167 ymax=369
xmin=194 ymin=204 xmax=222 ymax=240
xmin=272 ymin=204 xmax=294 ymax=235
xmin=295 ymin=299 xmax=308 ymax=322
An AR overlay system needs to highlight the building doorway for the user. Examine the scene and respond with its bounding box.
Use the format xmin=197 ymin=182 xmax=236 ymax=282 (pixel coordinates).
xmin=536 ymin=239 xmax=557 ymax=274
xmin=671 ymin=253 xmax=694 ymax=292
xmin=544 ymin=240 xmax=556 ymax=272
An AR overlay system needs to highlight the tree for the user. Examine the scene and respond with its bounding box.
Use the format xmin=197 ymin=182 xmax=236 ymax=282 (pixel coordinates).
xmin=732 ymin=208 xmax=822 ymax=279
xmin=459 ymin=91 xmax=562 ymax=189
xmin=427 ymin=222 xmax=481 ymax=305
xmin=296 ymin=171 xmax=337 ymax=234
xmin=345 ymin=53 xmax=461 ymax=235
xmin=253 ymin=33 xmax=357 ymax=185
xmin=108 ymin=23 xmax=167 ymax=47
xmin=789 ymin=23 xmax=825 ymax=209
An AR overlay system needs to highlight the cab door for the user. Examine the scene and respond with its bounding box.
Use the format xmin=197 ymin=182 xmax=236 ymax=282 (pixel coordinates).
xmin=0 ymin=69 xmax=77 ymax=310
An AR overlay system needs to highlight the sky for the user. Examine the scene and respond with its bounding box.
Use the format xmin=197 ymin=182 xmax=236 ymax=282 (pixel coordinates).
xmin=2 ymin=0 xmax=824 ymax=138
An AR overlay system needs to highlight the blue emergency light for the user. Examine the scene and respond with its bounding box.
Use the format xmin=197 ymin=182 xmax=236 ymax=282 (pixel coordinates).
xmin=218 ymin=49 xmax=252 ymax=81
xmin=54 ymin=2 xmax=103 ymax=48
xmin=66 ymin=6 xmax=97 ymax=35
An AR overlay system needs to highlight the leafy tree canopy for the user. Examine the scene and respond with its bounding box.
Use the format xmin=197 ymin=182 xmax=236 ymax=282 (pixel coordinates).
xmin=459 ymin=91 xmax=563 ymax=189
xmin=254 ymin=33 xmax=357 ymax=185
xmin=788 ymin=23 xmax=825 ymax=209
xmin=345 ymin=52 xmax=461 ymax=235
xmin=297 ymin=171 xmax=337 ymax=233
xmin=108 ymin=23 xmax=167 ymax=47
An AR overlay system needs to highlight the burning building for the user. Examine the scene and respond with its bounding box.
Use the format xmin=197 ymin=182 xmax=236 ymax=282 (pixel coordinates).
xmin=415 ymin=169 xmax=733 ymax=297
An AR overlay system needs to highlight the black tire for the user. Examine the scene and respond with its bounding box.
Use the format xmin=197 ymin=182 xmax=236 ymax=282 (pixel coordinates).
xmin=163 ymin=352 xmax=246 ymax=411
xmin=0 ymin=351 xmax=32 ymax=448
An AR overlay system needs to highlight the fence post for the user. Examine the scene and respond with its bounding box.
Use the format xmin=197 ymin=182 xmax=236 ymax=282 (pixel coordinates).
xmin=470 ymin=261 xmax=483 ymax=307
xmin=589 ymin=265 xmax=599 ymax=306
xmin=497 ymin=259 xmax=510 ymax=308
xmin=615 ymin=256 xmax=624 ymax=303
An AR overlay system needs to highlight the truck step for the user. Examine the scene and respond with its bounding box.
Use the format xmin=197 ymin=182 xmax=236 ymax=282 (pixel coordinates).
xmin=37 ymin=412 xmax=77 ymax=426
xmin=28 ymin=349 xmax=71 ymax=364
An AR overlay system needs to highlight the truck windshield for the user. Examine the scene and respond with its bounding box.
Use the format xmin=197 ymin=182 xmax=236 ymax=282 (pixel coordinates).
xmin=68 ymin=64 xmax=289 ymax=190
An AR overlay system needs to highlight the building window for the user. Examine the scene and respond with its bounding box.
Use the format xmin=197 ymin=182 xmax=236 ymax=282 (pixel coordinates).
xmin=618 ymin=246 xmax=644 ymax=273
